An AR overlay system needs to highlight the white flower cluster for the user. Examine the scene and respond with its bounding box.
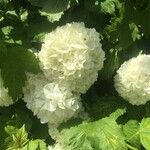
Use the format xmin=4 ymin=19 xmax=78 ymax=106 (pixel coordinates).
xmin=39 ymin=22 xmax=105 ymax=93
xmin=0 ymin=74 xmax=13 ymax=107
xmin=23 ymin=22 xmax=104 ymax=131
xmin=115 ymin=54 xmax=150 ymax=105
xmin=23 ymin=74 xmax=82 ymax=124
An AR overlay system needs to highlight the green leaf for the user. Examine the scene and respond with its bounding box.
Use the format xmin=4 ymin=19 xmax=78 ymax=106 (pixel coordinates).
xmin=100 ymin=49 xmax=120 ymax=79
xmin=101 ymin=0 xmax=115 ymax=14
xmin=2 ymin=26 xmax=14 ymax=38
xmin=85 ymin=96 xmax=125 ymax=120
xmin=0 ymin=115 xmax=10 ymax=150
xmin=60 ymin=109 xmax=127 ymax=150
xmin=129 ymin=23 xmax=141 ymax=42
xmin=5 ymin=125 xmax=18 ymax=135
xmin=29 ymin=0 xmax=71 ymax=13
xmin=6 ymin=108 xmax=32 ymax=132
xmin=84 ymin=0 xmax=121 ymax=14
xmin=39 ymin=11 xmax=64 ymax=23
xmin=23 ymin=139 xmax=47 ymax=150
xmin=101 ymin=0 xmax=122 ymax=15
xmin=20 ymin=10 xmax=28 ymax=22
xmin=0 ymin=43 xmax=41 ymax=99
xmin=32 ymin=32 xmax=46 ymax=43
xmin=104 ymin=3 xmax=140 ymax=51
xmin=5 ymin=125 xmax=29 ymax=150
xmin=140 ymin=118 xmax=150 ymax=150
xmin=27 ymin=12 xmax=55 ymax=40
xmin=123 ymin=120 xmax=141 ymax=149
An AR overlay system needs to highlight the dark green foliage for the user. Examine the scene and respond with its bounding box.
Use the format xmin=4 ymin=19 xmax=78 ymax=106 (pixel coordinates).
xmin=0 ymin=44 xmax=41 ymax=100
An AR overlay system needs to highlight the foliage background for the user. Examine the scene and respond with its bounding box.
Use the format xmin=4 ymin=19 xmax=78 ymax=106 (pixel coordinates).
xmin=1 ymin=0 xmax=150 ymax=149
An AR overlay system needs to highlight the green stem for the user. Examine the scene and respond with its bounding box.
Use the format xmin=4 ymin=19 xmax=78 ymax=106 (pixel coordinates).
xmin=127 ymin=144 xmax=138 ymax=150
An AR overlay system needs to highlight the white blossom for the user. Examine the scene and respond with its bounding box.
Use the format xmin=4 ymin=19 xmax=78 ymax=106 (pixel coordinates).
xmin=0 ymin=74 xmax=13 ymax=107
xmin=23 ymin=73 xmax=82 ymax=124
xmin=114 ymin=54 xmax=150 ymax=105
xmin=39 ymin=22 xmax=105 ymax=93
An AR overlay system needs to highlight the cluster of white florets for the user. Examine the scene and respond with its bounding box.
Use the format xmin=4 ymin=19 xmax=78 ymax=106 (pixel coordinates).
xmin=0 ymin=74 xmax=13 ymax=107
xmin=23 ymin=22 xmax=105 ymax=128
xmin=39 ymin=22 xmax=105 ymax=93
xmin=114 ymin=54 xmax=150 ymax=105
xmin=23 ymin=73 xmax=82 ymax=124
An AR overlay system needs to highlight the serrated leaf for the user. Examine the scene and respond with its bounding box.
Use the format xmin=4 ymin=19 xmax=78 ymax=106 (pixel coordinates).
xmin=2 ymin=26 xmax=13 ymax=37
xmin=100 ymin=49 xmax=120 ymax=79
xmin=5 ymin=125 xmax=28 ymax=150
xmin=0 ymin=43 xmax=41 ymax=99
xmin=60 ymin=109 xmax=127 ymax=150
xmin=123 ymin=120 xmax=141 ymax=149
xmin=39 ymin=10 xmax=64 ymax=23
xmin=27 ymin=12 xmax=55 ymax=40
xmin=29 ymin=0 xmax=71 ymax=13
xmin=101 ymin=0 xmax=122 ymax=15
xmin=33 ymin=32 xmax=46 ymax=43
xmin=20 ymin=10 xmax=28 ymax=22
xmin=104 ymin=3 xmax=138 ymax=51
xmin=101 ymin=0 xmax=115 ymax=14
xmin=129 ymin=23 xmax=141 ymax=41
xmin=5 ymin=125 xmax=18 ymax=135
xmin=140 ymin=118 xmax=150 ymax=150
xmin=23 ymin=139 xmax=47 ymax=150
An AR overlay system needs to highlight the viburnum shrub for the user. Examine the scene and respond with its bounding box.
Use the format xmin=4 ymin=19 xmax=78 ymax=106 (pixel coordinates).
xmin=1 ymin=0 xmax=150 ymax=150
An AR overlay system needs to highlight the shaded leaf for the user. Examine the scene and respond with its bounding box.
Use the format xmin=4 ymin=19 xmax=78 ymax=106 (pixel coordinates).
xmin=0 ymin=115 xmax=10 ymax=150
xmin=129 ymin=23 xmax=141 ymax=42
xmin=29 ymin=0 xmax=71 ymax=13
xmin=123 ymin=120 xmax=141 ymax=149
xmin=0 ymin=44 xmax=41 ymax=99
xmin=140 ymin=118 xmax=150 ymax=150
xmin=39 ymin=11 xmax=64 ymax=23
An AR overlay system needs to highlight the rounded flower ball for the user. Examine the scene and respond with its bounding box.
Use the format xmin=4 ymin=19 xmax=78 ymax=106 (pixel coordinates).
xmin=39 ymin=22 xmax=105 ymax=93
xmin=0 ymin=74 xmax=13 ymax=107
xmin=114 ymin=54 xmax=150 ymax=105
xmin=23 ymin=74 xmax=82 ymax=125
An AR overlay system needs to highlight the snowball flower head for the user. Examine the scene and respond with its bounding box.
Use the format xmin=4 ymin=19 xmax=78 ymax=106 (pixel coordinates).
xmin=115 ymin=54 xmax=150 ymax=105
xmin=0 ymin=74 xmax=13 ymax=106
xmin=23 ymin=74 xmax=82 ymax=124
xmin=39 ymin=22 xmax=105 ymax=93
